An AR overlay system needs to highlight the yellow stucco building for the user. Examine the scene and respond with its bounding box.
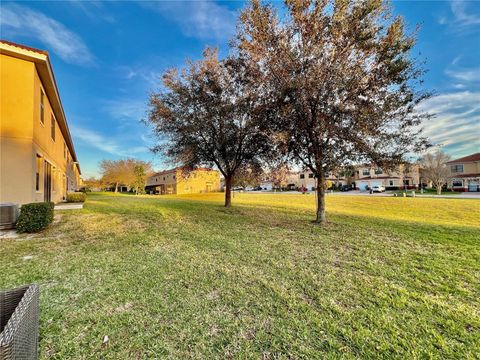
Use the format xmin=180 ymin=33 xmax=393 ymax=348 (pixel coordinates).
xmin=0 ymin=40 xmax=81 ymax=204
xmin=145 ymin=168 xmax=221 ymax=195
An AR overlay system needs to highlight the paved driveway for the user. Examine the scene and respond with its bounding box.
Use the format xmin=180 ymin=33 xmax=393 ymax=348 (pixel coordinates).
xmin=246 ymin=190 xmax=480 ymax=199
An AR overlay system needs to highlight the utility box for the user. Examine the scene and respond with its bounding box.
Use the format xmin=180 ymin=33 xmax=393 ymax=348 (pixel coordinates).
xmin=0 ymin=203 xmax=19 ymax=230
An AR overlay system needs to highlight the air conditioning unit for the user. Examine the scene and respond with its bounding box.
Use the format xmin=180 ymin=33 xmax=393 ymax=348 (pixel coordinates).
xmin=0 ymin=202 xmax=19 ymax=230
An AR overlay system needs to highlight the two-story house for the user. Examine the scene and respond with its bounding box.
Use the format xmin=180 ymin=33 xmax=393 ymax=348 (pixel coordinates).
xmin=145 ymin=168 xmax=220 ymax=195
xmin=355 ymin=164 xmax=420 ymax=191
xmin=0 ymin=40 xmax=81 ymax=204
xmin=293 ymin=170 xmax=346 ymax=191
xmin=446 ymin=153 xmax=480 ymax=192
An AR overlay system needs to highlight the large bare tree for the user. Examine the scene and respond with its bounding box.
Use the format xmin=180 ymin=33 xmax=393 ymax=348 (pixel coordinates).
xmin=237 ymin=0 xmax=431 ymax=223
xmin=419 ymin=150 xmax=451 ymax=195
xmin=147 ymin=49 xmax=274 ymax=207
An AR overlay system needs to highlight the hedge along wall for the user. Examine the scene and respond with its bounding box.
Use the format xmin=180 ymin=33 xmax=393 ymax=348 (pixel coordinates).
xmin=66 ymin=192 xmax=87 ymax=203
xmin=16 ymin=202 xmax=55 ymax=233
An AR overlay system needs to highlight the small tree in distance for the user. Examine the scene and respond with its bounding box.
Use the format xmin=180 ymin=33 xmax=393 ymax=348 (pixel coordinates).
xmin=83 ymin=177 xmax=103 ymax=191
xmin=100 ymin=159 xmax=152 ymax=193
xmin=147 ymin=49 xmax=274 ymax=207
xmin=233 ymin=164 xmax=264 ymax=189
xmin=132 ymin=164 xmax=148 ymax=194
xmin=419 ymin=150 xmax=451 ymax=195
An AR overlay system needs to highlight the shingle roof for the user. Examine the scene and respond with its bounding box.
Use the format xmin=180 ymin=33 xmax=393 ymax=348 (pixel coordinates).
xmin=447 ymin=153 xmax=480 ymax=164
xmin=448 ymin=173 xmax=480 ymax=178
xmin=358 ymin=176 xmax=400 ymax=180
xmin=0 ymin=39 xmax=48 ymax=55
xmin=150 ymin=167 xmax=215 ymax=177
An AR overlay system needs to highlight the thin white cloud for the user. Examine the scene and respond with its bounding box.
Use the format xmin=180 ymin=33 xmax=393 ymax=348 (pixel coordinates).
xmin=450 ymin=0 xmax=480 ymax=27
xmin=68 ymin=0 xmax=116 ymax=24
xmin=445 ymin=67 xmax=480 ymax=83
xmin=115 ymin=65 xmax=163 ymax=88
xmin=0 ymin=3 xmax=95 ymax=66
xmin=102 ymin=99 xmax=148 ymax=123
xmin=417 ymin=92 xmax=480 ymax=158
xmin=439 ymin=0 xmax=480 ymax=33
xmin=72 ymin=125 xmax=148 ymax=157
xmin=140 ymin=1 xmax=236 ymax=41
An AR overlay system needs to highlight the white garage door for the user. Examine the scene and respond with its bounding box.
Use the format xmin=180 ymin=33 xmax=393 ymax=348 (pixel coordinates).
xmin=358 ymin=182 xmax=369 ymax=191
xmin=468 ymin=183 xmax=479 ymax=192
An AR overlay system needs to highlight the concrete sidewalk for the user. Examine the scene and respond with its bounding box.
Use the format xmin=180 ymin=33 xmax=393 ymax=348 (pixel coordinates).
xmin=55 ymin=203 xmax=84 ymax=210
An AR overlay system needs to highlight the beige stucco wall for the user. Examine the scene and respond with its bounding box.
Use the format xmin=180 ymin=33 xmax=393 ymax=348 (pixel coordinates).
xmin=448 ymin=161 xmax=480 ymax=176
xmin=147 ymin=169 xmax=221 ymax=195
xmin=1 ymin=51 xmax=79 ymax=204
xmin=0 ymin=54 xmax=35 ymax=204
xmin=176 ymin=170 xmax=221 ymax=194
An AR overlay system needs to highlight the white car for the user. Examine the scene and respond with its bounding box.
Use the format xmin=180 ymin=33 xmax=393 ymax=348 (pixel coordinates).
xmin=371 ymin=185 xmax=385 ymax=193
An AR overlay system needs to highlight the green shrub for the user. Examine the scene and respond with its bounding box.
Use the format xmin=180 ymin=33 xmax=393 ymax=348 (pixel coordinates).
xmin=16 ymin=202 xmax=54 ymax=233
xmin=66 ymin=192 xmax=87 ymax=203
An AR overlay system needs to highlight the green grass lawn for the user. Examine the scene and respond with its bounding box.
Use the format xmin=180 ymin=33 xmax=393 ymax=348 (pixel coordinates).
xmin=1 ymin=193 xmax=479 ymax=359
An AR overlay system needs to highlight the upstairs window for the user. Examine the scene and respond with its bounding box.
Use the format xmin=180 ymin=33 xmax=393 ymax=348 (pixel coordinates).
xmin=362 ymin=169 xmax=370 ymax=176
xmin=40 ymin=90 xmax=45 ymax=124
xmin=300 ymin=174 xmax=305 ymax=179
xmin=450 ymin=165 xmax=463 ymax=173
xmin=375 ymin=168 xmax=383 ymax=174
xmin=308 ymin=173 xmax=314 ymax=178
xmin=51 ymin=115 xmax=56 ymax=141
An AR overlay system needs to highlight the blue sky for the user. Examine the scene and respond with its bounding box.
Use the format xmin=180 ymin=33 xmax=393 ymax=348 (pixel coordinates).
xmin=1 ymin=0 xmax=479 ymax=178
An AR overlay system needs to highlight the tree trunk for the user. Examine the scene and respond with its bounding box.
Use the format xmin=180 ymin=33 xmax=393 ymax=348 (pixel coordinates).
xmin=115 ymin=182 xmax=119 ymax=193
xmin=315 ymin=178 xmax=327 ymax=224
xmin=225 ymin=175 xmax=232 ymax=207
xmin=437 ymin=185 xmax=441 ymax=195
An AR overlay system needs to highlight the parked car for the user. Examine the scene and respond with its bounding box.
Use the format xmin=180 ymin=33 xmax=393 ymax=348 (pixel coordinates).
xmin=232 ymin=186 xmax=244 ymax=191
xmin=340 ymin=185 xmax=353 ymax=192
xmin=252 ymin=186 xmax=263 ymax=191
xmin=371 ymin=185 xmax=385 ymax=193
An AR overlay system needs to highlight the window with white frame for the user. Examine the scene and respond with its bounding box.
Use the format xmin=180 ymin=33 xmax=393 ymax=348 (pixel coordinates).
xmin=450 ymin=165 xmax=464 ymax=173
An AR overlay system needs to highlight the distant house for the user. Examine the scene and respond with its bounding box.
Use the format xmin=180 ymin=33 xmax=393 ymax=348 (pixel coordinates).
xmin=354 ymin=164 xmax=420 ymax=191
xmin=0 ymin=40 xmax=81 ymax=204
xmin=259 ymin=181 xmax=273 ymax=191
xmin=291 ymin=170 xmax=345 ymax=191
xmin=446 ymin=153 xmax=480 ymax=192
xmin=145 ymin=168 xmax=221 ymax=195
